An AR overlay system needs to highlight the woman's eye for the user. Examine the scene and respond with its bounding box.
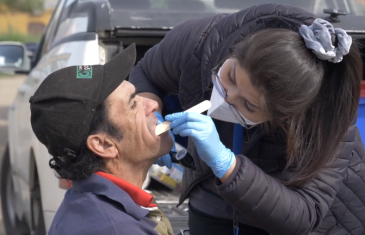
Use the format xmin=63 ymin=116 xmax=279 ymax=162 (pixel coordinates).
xmin=227 ymin=72 xmax=235 ymax=84
xmin=244 ymin=101 xmax=254 ymax=113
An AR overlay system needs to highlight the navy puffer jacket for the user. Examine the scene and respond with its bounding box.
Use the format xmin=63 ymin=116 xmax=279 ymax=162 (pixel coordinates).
xmin=129 ymin=4 xmax=365 ymax=235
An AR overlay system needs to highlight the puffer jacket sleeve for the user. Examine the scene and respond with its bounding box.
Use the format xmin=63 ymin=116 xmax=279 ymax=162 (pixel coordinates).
xmin=216 ymin=135 xmax=353 ymax=234
xmin=129 ymin=15 xmax=221 ymax=100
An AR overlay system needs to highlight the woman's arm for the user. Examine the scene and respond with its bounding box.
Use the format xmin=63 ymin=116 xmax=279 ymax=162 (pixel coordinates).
xmin=163 ymin=111 xmax=347 ymax=234
xmin=129 ymin=15 xmax=221 ymax=112
xmin=220 ymin=157 xmax=237 ymax=183
xmin=216 ymin=150 xmax=349 ymax=235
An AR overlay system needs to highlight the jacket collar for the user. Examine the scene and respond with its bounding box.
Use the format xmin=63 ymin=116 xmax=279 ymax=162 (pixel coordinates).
xmin=95 ymin=171 xmax=157 ymax=208
xmin=71 ymin=174 xmax=149 ymax=220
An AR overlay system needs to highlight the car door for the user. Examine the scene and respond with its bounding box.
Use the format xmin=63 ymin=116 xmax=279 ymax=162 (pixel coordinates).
xmin=8 ymin=0 xmax=68 ymax=224
xmin=14 ymin=0 xmax=101 ymax=229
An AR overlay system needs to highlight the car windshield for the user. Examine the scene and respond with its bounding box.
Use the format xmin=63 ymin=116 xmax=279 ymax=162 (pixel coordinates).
xmin=111 ymin=0 xmax=365 ymax=16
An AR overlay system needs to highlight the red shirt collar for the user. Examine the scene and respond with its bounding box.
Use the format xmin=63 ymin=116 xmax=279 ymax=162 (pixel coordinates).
xmin=95 ymin=172 xmax=157 ymax=208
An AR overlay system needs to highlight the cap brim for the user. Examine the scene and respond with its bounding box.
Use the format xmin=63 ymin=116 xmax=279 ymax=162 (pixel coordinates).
xmin=99 ymin=43 xmax=137 ymax=102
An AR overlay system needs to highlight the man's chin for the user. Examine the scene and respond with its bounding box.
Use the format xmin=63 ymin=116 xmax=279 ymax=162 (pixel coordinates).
xmin=158 ymin=129 xmax=173 ymax=147
xmin=152 ymin=146 xmax=173 ymax=165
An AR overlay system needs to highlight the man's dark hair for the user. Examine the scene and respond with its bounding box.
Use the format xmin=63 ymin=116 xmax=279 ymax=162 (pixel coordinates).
xmin=49 ymin=100 xmax=123 ymax=180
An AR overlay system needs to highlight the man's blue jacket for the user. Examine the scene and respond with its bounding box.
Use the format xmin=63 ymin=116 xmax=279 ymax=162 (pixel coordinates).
xmin=48 ymin=174 xmax=159 ymax=235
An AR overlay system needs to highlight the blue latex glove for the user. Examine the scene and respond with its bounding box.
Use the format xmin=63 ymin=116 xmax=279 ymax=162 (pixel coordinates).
xmin=154 ymin=112 xmax=175 ymax=169
xmin=165 ymin=112 xmax=235 ymax=178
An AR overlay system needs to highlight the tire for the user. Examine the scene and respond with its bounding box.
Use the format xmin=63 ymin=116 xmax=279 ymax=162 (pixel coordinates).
xmin=30 ymin=168 xmax=46 ymax=235
xmin=0 ymin=144 xmax=29 ymax=235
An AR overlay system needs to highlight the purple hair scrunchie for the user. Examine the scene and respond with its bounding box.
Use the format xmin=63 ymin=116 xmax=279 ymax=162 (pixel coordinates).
xmin=299 ymin=18 xmax=352 ymax=63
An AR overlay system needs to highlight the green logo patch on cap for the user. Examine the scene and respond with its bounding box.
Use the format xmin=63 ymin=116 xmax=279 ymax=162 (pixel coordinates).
xmin=77 ymin=66 xmax=93 ymax=79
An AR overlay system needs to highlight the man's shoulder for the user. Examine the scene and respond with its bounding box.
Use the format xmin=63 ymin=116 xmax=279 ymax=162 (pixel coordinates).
xmin=49 ymin=190 xmax=113 ymax=234
xmin=49 ymin=189 xmax=157 ymax=235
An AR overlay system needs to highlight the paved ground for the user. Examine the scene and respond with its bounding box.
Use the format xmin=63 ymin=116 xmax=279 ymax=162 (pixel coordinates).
xmin=0 ymin=75 xmax=26 ymax=235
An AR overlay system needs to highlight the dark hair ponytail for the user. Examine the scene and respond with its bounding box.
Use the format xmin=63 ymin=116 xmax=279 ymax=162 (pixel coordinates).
xmin=286 ymin=39 xmax=362 ymax=186
xmin=232 ymin=29 xmax=363 ymax=186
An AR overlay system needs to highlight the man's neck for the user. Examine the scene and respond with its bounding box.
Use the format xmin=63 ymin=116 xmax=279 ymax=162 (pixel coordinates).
xmin=104 ymin=158 xmax=153 ymax=188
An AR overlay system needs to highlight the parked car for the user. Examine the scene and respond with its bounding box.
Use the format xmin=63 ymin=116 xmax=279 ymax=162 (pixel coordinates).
xmin=0 ymin=41 xmax=31 ymax=75
xmin=1 ymin=0 xmax=364 ymax=234
xmin=25 ymin=43 xmax=39 ymax=56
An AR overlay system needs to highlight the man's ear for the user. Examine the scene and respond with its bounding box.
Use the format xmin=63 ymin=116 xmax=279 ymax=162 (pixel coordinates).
xmin=86 ymin=134 xmax=118 ymax=159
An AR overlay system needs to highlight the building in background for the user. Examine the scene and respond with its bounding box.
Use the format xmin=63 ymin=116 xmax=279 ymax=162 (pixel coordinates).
xmin=0 ymin=0 xmax=56 ymax=42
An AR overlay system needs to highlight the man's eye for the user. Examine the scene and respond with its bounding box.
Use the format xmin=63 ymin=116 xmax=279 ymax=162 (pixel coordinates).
xmin=131 ymin=100 xmax=137 ymax=109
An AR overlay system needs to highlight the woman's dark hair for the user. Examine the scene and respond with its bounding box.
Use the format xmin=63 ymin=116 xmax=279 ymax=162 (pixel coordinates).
xmin=49 ymin=100 xmax=123 ymax=180
xmin=231 ymin=28 xmax=363 ymax=186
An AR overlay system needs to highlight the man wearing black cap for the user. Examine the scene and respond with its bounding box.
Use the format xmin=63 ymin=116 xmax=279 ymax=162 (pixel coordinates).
xmin=29 ymin=44 xmax=174 ymax=235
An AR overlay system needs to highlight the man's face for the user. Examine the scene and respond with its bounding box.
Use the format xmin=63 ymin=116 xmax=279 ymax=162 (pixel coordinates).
xmin=106 ymin=81 xmax=173 ymax=163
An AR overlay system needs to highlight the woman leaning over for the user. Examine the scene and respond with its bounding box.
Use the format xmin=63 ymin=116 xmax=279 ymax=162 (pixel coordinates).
xmin=129 ymin=4 xmax=365 ymax=235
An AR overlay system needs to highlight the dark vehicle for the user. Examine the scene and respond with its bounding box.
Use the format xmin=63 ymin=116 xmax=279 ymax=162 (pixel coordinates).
xmin=1 ymin=0 xmax=364 ymax=235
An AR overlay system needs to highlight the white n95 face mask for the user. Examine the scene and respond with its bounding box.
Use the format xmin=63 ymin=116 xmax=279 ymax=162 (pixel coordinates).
xmin=207 ymin=67 xmax=262 ymax=129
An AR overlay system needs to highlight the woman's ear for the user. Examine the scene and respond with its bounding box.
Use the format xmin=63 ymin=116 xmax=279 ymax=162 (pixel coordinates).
xmin=86 ymin=134 xmax=118 ymax=159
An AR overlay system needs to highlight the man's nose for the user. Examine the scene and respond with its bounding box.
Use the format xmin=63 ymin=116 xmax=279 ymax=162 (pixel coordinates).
xmin=142 ymin=97 xmax=159 ymax=115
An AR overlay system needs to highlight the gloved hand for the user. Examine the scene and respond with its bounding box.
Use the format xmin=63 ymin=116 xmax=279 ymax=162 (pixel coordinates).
xmin=154 ymin=112 xmax=175 ymax=169
xmin=165 ymin=112 xmax=235 ymax=178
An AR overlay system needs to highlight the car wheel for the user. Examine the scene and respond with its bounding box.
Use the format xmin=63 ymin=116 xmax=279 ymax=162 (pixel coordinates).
xmin=30 ymin=168 xmax=46 ymax=235
xmin=0 ymin=144 xmax=29 ymax=235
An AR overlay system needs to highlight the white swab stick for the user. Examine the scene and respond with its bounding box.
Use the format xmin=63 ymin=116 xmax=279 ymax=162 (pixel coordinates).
xmin=155 ymin=100 xmax=212 ymax=136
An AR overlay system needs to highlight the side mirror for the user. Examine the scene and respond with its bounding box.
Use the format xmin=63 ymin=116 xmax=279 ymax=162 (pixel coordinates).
xmin=0 ymin=41 xmax=31 ymax=75
xmin=27 ymin=50 xmax=34 ymax=60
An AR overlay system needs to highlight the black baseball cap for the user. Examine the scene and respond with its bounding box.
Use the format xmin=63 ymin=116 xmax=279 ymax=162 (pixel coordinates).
xmin=30 ymin=44 xmax=136 ymax=158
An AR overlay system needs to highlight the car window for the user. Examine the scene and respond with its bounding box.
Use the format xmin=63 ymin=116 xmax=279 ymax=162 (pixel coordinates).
xmin=40 ymin=0 xmax=66 ymax=56
xmin=312 ymin=0 xmax=365 ymax=16
xmin=52 ymin=0 xmax=89 ymax=47
xmin=53 ymin=18 xmax=88 ymax=44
